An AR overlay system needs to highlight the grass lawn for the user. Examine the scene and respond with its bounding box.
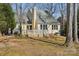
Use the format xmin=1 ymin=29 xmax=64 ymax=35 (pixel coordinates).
xmin=0 ymin=35 xmax=79 ymax=56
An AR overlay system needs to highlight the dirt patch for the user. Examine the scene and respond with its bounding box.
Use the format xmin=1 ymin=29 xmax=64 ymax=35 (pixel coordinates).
xmin=0 ymin=43 xmax=6 ymax=48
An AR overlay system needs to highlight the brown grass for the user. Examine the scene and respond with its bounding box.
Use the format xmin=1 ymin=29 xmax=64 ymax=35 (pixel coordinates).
xmin=0 ymin=35 xmax=78 ymax=56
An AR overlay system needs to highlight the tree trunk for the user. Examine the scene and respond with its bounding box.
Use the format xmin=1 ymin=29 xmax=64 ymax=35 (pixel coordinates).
xmin=73 ymin=3 xmax=79 ymax=43
xmin=19 ymin=23 xmax=22 ymax=34
xmin=19 ymin=4 xmax=22 ymax=35
xmin=15 ymin=4 xmax=22 ymax=35
xmin=11 ymin=28 xmax=13 ymax=34
xmin=65 ymin=3 xmax=74 ymax=48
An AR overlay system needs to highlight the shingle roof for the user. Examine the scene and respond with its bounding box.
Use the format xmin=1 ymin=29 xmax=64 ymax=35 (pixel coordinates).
xmin=15 ymin=7 xmax=59 ymax=24
xmin=26 ymin=8 xmax=59 ymax=24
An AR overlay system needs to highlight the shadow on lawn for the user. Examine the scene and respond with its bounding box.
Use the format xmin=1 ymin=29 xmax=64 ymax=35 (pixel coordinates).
xmin=29 ymin=37 xmax=64 ymax=47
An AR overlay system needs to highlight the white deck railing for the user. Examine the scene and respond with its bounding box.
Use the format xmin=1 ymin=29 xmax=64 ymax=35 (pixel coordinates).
xmin=26 ymin=30 xmax=49 ymax=37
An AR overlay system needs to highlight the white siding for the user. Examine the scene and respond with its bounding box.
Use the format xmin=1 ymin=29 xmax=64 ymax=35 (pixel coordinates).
xmin=51 ymin=24 xmax=60 ymax=34
xmin=37 ymin=24 xmax=60 ymax=34
xmin=37 ymin=24 xmax=41 ymax=30
xmin=58 ymin=24 xmax=60 ymax=31
xmin=13 ymin=23 xmax=60 ymax=35
xmin=47 ymin=25 xmax=52 ymax=34
xmin=22 ymin=24 xmax=27 ymax=35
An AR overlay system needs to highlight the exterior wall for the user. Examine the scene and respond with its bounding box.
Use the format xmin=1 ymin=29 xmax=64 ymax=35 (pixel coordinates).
xmin=58 ymin=24 xmax=60 ymax=32
xmin=51 ymin=24 xmax=60 ymax=34
xmin=37 ymin=24 xmax=60 ymax=35
xmin=13 ymin=23 xmax=60 ymax=36
xmin=47 ymin=24 xmax=52 ymax=34
xmin=21 ymin=24 xmax=27 ymax=35
xmin=37 ymin=24 xmax=40 ymax=30
xmin=51 ymin=30 xmax=59 ymax=34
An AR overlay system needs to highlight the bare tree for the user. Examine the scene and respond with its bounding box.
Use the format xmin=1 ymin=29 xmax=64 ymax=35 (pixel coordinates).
xmin=19 ymin=4 xmax=23 ymax=34
xmin=65 ymin=3 xmax=74 ymax=47
xmin=59 ymin=4 xmax=67 ymax=30
xmin=15 ymin=3 xmax=26 ymax=34
xmin=46 ymin=3 xmax=56 ymax=16
xmin=73 ymin=3 xmax=79 ymax=43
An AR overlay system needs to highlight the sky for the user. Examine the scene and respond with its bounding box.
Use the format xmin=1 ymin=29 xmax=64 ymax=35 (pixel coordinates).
xmin=11 ymin=3 xmax=64 ymax=19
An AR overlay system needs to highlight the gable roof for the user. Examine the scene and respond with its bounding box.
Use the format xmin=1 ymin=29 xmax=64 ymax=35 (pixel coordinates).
xmin=26 ymin=8 xmax=59 ymax=24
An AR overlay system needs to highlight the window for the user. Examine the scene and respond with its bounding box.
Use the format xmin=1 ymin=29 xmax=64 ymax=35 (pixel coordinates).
xmin=40 ymin=24 xmax=47 ymax=30
xmin=43 ymin=25 xmax=47 ymax=30
xmin=43 ymin=25 xmax=45 ymax=30
xmin=54 ymin=25 xmax=55 ymax=30
xmin=55 ymin=25 xmax=58 ymax=30
xmin=52 ymin=25 xmax=54 ymax=30
xmin=46 ymin=25 xmax=47 ymax=30
xmin=27 ymin=25 xmax=32 ymax=30
xmin=52 ymin=24 xmax=58 ymax=30
xmin=30 ymin=25 xmax=32 ymax=30
xmin=40 ymin=25 xmax=42 ymax=30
